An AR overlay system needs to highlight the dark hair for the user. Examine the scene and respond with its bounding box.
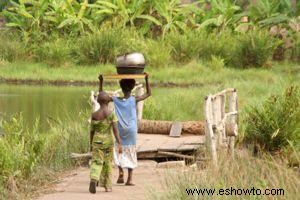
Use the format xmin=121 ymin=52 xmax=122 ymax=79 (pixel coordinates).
xmin=119 ymin=79 xmax=135 ymax=92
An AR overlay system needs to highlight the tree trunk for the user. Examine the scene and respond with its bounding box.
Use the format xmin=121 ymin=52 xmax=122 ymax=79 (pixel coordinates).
xmin=138 ymin=119 xmax=205 ymax=135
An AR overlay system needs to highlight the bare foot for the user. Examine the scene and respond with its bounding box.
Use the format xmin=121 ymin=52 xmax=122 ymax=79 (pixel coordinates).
xmin=125 ymin=182 xmax=135 ymax=186
xmin=105 ymin=187 xmax=112 ymax=192
xmin=117 ymin=175 xmax=124 ymax=184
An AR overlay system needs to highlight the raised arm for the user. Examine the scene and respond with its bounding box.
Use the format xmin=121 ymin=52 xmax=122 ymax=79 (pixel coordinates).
xmin=135 ymin=74 xmax=151 ymax=103
xmin=98 ymin=74 xmax=113 ymax=102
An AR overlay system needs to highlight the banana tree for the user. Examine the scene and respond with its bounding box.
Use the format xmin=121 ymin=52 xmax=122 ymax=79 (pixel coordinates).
xmin=198 ymin=0 xmax=242 ymax=32
xmin=153 ymin=0 xmax=200 ymax=36
xmin=2 ymin=0 xmax=52 ymax=36
xmin=89 ymin=0 xmax=161 ymax=30
xmin=56 ymin=0 xmax=94 ymax=34
xmin=249 ymin=0 xmax=293 ymax=27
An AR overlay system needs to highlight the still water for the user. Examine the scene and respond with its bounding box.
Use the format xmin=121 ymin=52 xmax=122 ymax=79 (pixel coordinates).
xmin=0 ymin=84 xmax=97 ymax=131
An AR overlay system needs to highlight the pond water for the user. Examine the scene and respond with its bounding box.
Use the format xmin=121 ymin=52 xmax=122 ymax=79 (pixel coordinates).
xmin=0 ymin=84 xmax=97 ymax=131
xmin=0 ymin=83 xmax=205 ymax=131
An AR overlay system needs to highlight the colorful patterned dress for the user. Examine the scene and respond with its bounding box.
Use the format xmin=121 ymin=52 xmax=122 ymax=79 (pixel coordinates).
xmin=90 ymin=112 xmax=118 ymax=188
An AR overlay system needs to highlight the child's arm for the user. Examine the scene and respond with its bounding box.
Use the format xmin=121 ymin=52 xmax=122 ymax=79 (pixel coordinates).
xmin=135 ymin=73 xmax=151 ymax=102
xmin=99 ymin=74 xmax=113 ymax=102
xmin=112 ymin=122 xmax=122 ymax=153
xmin=90 ymin=130 xmax=95 ymax=152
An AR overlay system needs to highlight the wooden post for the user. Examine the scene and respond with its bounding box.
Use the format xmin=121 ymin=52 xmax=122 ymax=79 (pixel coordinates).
xmin=204 ymin=95 xmax=218 ymax=166
xmin=136 ymin=86 xmax=144 ymax=120
xmin=228 ymin=89 xmax=238 ymax=156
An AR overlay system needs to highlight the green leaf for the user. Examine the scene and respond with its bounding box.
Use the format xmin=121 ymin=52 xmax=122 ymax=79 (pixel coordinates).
xmin=58 ymin=18 xmax=74 ymax=28
xmin=137 ymin=15 xmax=162 ymax=26
xmin=96 ymin=0 xmax=118 ymax=10
xmin=5 ymin=22 xmax=21 ymax=27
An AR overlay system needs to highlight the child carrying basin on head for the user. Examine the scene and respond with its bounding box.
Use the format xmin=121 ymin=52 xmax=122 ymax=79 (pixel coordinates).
xmin=99 ymin=74 xmax=151 ymax=185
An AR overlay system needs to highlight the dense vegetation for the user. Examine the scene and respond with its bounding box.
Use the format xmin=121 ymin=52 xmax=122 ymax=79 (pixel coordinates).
xmin=0 ymin=0 xmax=299 ymax=199
xmin=0 ymin=112 xmax=89 ymax=199
xmin=0 ymin=0 xmax=299 ymax=68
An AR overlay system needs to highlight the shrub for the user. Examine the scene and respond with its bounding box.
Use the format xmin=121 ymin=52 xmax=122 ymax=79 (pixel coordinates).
xmin=290 ymin=33 xmax=300 ymax=62
xmin=243 ymin=86 xmax=300 ymax=153
xmin=34 ymin=39 xmax=71 ymax=67
xmin=206 ymin=55 xmax=225 ymax=71
xmin=76 ymin=28 xmax=137 ymax=65
xmin=198 ymin=30 xmax=237 ymax=65
xmin=165 ymin=30 xmax=203 ymax=64
xmin=231 ymin=30 xmax=280 ymax=68
xmin=0 ymin=33 xmax=25 ymax=62
xmin=0 ymin=113 xmax=89 ymax=198
xmin=137 ymin=39 xmax=171 ymax=67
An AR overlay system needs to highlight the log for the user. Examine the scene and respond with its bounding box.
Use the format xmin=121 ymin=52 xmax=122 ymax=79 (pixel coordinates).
xmin=138 ymin=119 xmax=205 ymax=135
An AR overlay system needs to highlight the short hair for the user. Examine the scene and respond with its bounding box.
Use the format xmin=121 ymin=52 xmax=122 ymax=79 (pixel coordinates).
xmin=97 ymin=91 xmax=109 ymax=103
xmin=119 ymin=79 xmax=136 ymax=92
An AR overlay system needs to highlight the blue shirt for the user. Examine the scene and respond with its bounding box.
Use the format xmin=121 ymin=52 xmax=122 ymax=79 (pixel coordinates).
xmin=113 ymin=96 xmax=137 ymax=145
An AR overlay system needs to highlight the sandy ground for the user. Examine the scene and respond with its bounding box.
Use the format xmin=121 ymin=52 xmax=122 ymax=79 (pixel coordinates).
xmin=38 ymin=160 xmax=164 ymax=200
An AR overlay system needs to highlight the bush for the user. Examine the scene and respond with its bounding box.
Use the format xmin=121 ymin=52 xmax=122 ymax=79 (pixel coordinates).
xmin=290 ymin=33 xmax=300 ymax=62
xmin=0 ymin=33 xmax=25 ymax=62
xmin=34 ymin=39 xmax=72 ymax=67
xmin=76 ymin=28 xmax=137 ymax=65
xmin=231 ymin=30 xmax=280 ymax=68
xmin=243 ymin=86 xmax=300 ymax=153
xmin=0 ymin=113 xmax=89 ymax=199
xmin=198 ymin=30 xmax=237 ymax=65
xmin=165 ymin=31 xmax=203 ymax=64
xmin=137 ymin=39 xmax=171 ymax=67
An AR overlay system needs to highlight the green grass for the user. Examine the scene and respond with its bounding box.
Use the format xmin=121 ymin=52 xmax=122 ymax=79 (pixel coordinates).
xmin=0 ymin=61 xmax=299 ymax=85
xmin=148 ymin=151 xmax=299 ymax=200
xmin=0 ymin=61 xmax=299 ymax=199
xmin=0 ymin=112 xmax=90 ymax=199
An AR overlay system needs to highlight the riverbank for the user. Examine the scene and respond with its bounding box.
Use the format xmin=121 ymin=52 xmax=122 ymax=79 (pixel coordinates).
xmin=0 ymin=61 xmax=299 ymax=87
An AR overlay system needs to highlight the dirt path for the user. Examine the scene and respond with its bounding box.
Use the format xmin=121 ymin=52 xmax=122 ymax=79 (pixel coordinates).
xmin=38 ymin=161 xmax=164 ymax=200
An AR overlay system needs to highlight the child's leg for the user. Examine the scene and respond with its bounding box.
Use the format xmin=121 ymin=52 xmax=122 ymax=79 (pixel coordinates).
xmin=125 ymin=168 xmax=134 ymax=186
xmin=99 ymin=148 xmax=113 ymax=191
xmin=89 ymin=148 xmax=104 ymax=193
xmin=117 ymin=166 xmax=124 ymax=183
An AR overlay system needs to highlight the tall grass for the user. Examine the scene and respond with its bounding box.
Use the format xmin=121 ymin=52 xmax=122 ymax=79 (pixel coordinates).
xmin=0 ymin=112 xmax=89 ymax=199
xmin=148 ymin=151 xmax=299 ymax=200
xmin=0 ymin=27 xmax=288 ymax=68
xmin=243 ymin=86 xmax=300 ymax=153
xmin=0 ymin=33 xmax=25 ymax=62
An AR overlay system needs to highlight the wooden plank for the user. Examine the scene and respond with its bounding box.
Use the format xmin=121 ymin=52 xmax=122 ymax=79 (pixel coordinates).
xmin=169 ymin=122 xmax=182 ymax=137
xmin=177 ymin=144 xmax=198 ymax=151
xmin=102 ymin=74 xmax=146 ymax=80
xmin=157 ymin=151 xmax=194 ymax=160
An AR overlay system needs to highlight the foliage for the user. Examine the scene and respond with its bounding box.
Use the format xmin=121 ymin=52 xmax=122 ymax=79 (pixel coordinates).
xmin=199 ymin=0 xmax=242 ymax=32
xmin=0 ymin=32 xmax=25 ymax=62
xmin=231 ymin=30 xmax=280 ymax=68
xmin=149 ymin=151 xmax=299 ymax=200
xmin=248 ymin=0 xmax=295 ymax=27
xmin=243 ymin=86 xmax=300 ymax=153
xmin=75 ymin=28 xmax=133 ymax=64
xmin=34 ymin=38 xmax=72 ymax=67
xmin=0 ymin=113 xmax=89 ymax=198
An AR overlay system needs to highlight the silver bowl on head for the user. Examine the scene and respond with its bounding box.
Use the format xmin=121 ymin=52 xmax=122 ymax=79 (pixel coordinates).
xmin=116 ymin=52 xmax=145 ymax=74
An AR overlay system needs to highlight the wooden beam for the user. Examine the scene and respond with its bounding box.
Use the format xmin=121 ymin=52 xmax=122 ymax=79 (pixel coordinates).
xmin=157 ymin=151 xmax=194 ymax=160
xmin=102 ymin=74 xmax=146 ymax=80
